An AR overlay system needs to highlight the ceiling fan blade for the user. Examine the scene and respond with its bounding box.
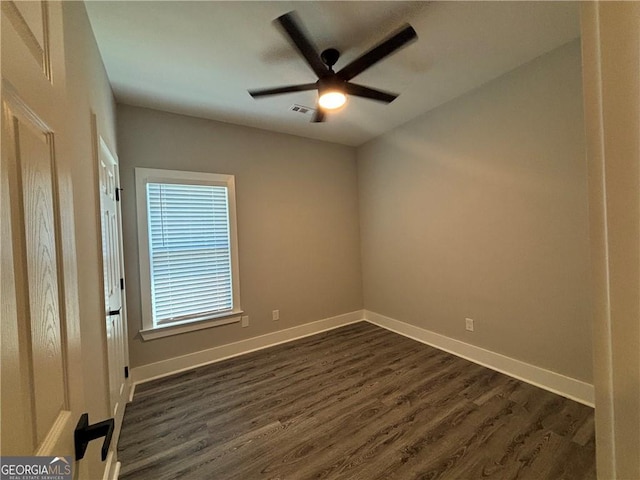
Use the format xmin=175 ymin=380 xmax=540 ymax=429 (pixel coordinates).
xmin=337 ymin=24 xmax=417 ymax=81
xmin=312 ymin=109 xmax=325 ymax=123
xmin=345 ymin=83 xmax=398 ymax=103
xmin=276 ymin=11 xmax=329 ymax=78
xmin=249 ymin=83 xmax=317 ymax=98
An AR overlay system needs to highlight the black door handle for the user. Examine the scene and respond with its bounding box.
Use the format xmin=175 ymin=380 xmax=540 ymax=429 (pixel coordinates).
xmin=74 ymin=413 xmax=114 ymax=461
xmin=108 ymin=307 xmax=121 ymax=316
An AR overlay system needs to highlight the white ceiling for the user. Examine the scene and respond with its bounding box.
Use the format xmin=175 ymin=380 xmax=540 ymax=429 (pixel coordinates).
xmin=85 ymin=1 xmax=580 ymax=147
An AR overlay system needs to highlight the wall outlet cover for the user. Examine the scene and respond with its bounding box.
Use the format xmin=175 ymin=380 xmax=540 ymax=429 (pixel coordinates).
xmin=465 ymin=318 xmax=474 ymax=331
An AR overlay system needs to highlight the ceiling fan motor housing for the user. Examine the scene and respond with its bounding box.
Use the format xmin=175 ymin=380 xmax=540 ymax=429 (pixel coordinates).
xmin=318 ymin=75 xmax=346 ymax=94
xmin=320 ymin=48 xmax=340 ymax=69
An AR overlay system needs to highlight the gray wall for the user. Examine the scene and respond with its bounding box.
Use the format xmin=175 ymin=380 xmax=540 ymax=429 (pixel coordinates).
xmin=119 ymin=40 xmax=593 ymax=384
xmin=63 ymin=0 xmax=118 ymax=431
xmin=117 ymin=105 xmax=362 ymax=368
xmin=357 ymin=40 xmax=592 ymax=382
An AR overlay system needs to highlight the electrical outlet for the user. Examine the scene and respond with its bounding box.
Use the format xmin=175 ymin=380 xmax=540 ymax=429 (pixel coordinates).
xmin=272 ymin=309 xmax=280 ymax=321
xmin=241 ymin=315 xmax=249 ymax=328
xmin=465 ymin=318 xmax=474 ymax=332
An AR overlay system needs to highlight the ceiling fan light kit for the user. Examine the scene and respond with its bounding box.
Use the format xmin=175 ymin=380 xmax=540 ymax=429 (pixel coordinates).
xmin=318 ymin=91 xmax=347 ymax=110
xmin=248 ymin=11 xmax=418 ymax=123
xmin=317 ymin=75 xmax=347 ymax=110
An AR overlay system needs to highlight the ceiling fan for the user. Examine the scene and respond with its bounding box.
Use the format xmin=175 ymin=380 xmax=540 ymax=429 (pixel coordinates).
xmin=248 ymin=11 xmax=418 ymax=123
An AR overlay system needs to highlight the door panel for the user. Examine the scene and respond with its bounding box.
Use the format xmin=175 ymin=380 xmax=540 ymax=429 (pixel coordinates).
xmin=2 ymin=74 xmax=74 ymax=460
xmin=1 ymin=1 xmax=52 ymax=80
xmin=1 ymin=0 xmax=87 ymax=472
xmin=16 ymin=111 xmax=66 ymax=446
xmin=97 ymin=131 xmax=129 ymax=474
xmin=1 ymin=95 xmax=33 ymax=457
xmin=99 ymin=136 xmax=127 ymax=418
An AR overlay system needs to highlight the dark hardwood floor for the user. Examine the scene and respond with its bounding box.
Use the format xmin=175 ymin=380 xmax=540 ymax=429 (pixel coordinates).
xmin=118 ymin=322 xmax=595 ymax=479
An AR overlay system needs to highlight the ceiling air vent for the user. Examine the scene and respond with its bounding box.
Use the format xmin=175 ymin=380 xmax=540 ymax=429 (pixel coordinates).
xmin=289 ymin=104 xmax=315 ymax=116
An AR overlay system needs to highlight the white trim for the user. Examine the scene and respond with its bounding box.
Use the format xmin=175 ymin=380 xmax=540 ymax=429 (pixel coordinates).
xmin=131 ymin=310 xmax=364 ymax=384
xmin=129 ymin=308 xmax=594 ymax=407
xmin=102 ymin=451 xmax=114 ymax=480
xmin=139 ymin=312 xmax=242 ymax=341
xmin=134 ymin=168 xmax=241 ymax=335
xmin=364 ymin=310 xmax=595 ymax=407
xmin=128 ymin=382 xmax=135 ymax=403
xmin=111 ymin=462 xmax=121 ymax=480
xmin=101 ymin=452 xmax=121 ymax=480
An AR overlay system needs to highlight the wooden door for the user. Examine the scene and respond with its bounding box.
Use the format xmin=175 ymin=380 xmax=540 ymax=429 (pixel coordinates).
xmin=97 ymin=133 xmax=129 ymax=440
xmin=1 ymin=0 xmax=87 ymax=474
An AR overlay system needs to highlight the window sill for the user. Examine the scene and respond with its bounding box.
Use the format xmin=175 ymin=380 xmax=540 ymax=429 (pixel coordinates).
xmin=139 ymin=310 xmax=243 ymax=341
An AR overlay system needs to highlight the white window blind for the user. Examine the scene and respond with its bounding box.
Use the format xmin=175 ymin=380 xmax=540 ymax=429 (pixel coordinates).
xmin=146 ymin=182 xmax=233 ymax=324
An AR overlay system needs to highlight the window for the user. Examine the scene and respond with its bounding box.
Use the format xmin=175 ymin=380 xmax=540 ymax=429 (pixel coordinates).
xmin=136 ymin=168 xmax=241 ymax=339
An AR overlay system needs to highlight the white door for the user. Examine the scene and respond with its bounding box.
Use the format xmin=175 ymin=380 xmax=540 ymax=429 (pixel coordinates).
xmin=1 ymin=0 xmax=88 ymax=475
xmin=97 ymin=133 xmax=129 ymax=432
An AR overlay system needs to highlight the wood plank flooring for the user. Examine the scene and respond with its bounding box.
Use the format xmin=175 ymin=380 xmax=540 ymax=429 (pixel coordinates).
xmin=118 ymin=322 xmax=595 ymax=480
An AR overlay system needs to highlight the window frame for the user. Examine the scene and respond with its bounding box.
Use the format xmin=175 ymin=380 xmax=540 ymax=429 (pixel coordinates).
xmin=135 ymin=167 xmax=242 ymax=340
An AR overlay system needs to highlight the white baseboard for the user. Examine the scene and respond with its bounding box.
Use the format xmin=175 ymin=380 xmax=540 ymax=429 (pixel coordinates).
xmin=364 ymin=310 xmax=595 ymax=407
xmin=102 ymin=451 xmax=121 ymax=480
xmin=131 ymin=310 xmax=364 ymax=385
xmin=129 ymin=307 xmax=594 ymax=408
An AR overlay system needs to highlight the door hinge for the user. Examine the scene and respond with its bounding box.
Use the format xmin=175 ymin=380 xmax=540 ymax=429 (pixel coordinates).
xmin=120 ymin=278 xmax=124 ymax=290
xmin=124 ymin=366 xmax=129 ymax=378
xmin=115 ymin=187 xmax=122 ymax=201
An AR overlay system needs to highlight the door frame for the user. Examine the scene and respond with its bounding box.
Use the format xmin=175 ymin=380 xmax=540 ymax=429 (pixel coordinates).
xmin=92 ymin=113 xmax=131 ymax=480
